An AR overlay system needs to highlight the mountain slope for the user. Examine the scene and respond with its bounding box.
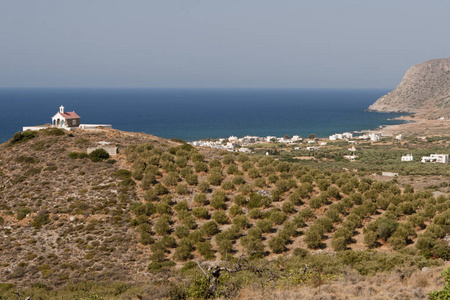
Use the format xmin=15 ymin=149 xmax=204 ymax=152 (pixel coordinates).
xmin=368 ymin=58 xmax=450 ymax=116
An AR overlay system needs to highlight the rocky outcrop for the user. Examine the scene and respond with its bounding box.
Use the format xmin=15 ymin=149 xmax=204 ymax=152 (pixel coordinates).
xmin=368 ymin=58 xmax=450 ymax=116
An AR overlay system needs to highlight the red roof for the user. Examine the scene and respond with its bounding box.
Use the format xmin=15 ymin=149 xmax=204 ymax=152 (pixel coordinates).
xmin=59 ymin=111 xmax=80 ymax=119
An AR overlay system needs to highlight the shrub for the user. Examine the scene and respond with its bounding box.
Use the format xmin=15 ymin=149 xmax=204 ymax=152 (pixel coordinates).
xmin=17 ymin=207 xmax=31 ymax=220
xmin=269 ymin=235 xmax=287 ymax=254
xmin=364 ymin=230 xmax=378 ymax=248
xmin=229 ymin=204 xmax=243 ymax=216
xmin=221 ymin=180 xmax=234 ymax=190
xmin=232 ymin=215 xmax=251 ymax=229
xmin=240 ymin=235 xmax=264 ymax=257
xmin=185 ymin=174 xmax=198 ymax=186
xmin=197 ymin=241 xmax=215 ymax=259
xmin=174 ymin=201 xmax=189 ymax=212
xmin=163 ymin=172 xmax=179 ymax=187
xmin=293 ymin=248 xmax=310 ymax=258
xmin=175 ymin=184 xmax=189 ymax=195
xmin=201 ymin=221 xmax=219 ymax=236
xmin=88 ymin=149 xmax=110 ymax=162
xmin=175 ymin=226 xmax=190 ymax=239
xmin=192 ymin=207 xmax=209 ymax=219
xmin=256 ymin=219 xmax=273 ymax=233
xmin=269 ymin=210 xmax=287 ymax=225
xmin=156 ymin=203 xmax=172 ymax=215
xmin=174 ymin=238 xmax=193 ymax=261
xmin=197 ymin=181 xmax=210 ymax=193
xmin=154 ymin=183 xmax=169 ymax=195
xmin=194 ymin=162 xmax=209 ymax=173
xmin=139 ymin=224 xmax=155 ymax=245
xmin=304 ymin=228 xmax=322 ymax=249
xmin=194 ymin=193 xmax=207 ymax=205
xmin=10 ymin=131 xmax=36 ymax=144
xmin=331 ymin=236 xmax=348 ymax=251
xmin=375 ymin=217 xmax=399 ymax=241
xmin=213 ymin=211 xmax=228 ymax=224
xmin=161 ymin=235 xmax=177 ymax=248
xmin=428 ymin=267 xmax=450 ymax=300
xmin=234 ymin=194 xmax=248 ymax=206
xmin=154 ymin=215 xmax=171 ymax=235
xmin=282 ymin=201 xmax=295 ymax=213
xmin=232 ymin=175 xmax=245 ymax=186
xmin=32 ymin=212 xmax=50 ymax=229
xmin=248 ymin=208 xmax=262 ymax=219
xmin=217 ymin=239 xmax=233 ymax=256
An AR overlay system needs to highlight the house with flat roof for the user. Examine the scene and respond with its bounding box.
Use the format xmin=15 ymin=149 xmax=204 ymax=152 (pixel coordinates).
xmin=421 ymin=154 xmax=449 ymax=163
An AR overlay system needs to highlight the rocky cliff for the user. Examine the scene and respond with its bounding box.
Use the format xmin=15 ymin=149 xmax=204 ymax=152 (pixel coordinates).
xmin=368 ymin=58 xmax=450 ymax=116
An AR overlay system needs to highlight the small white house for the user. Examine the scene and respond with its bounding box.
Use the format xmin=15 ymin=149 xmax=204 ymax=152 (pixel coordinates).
xmin=239 ymin=147 xmax=250 ymax=153
xmin=401 ymin=154 xmax=414 ymax=162
xmin=266 ymin=136 xmax=277 ymax=142
xmin=292 ymin=135 xmax=302 ymax=142
xmin=421 ymin=154 xmax=449 ymax=163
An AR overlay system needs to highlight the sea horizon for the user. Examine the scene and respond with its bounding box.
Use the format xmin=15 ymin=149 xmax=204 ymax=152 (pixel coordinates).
xmin=0 ymin=88 xmax=405 ymax=143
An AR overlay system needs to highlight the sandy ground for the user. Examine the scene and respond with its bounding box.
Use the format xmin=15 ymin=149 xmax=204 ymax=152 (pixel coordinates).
xmin=367 ymin=115 xmax=450 ymax=137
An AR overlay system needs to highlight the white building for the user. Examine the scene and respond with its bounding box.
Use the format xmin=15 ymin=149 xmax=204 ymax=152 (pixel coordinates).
xmin=395 ymin=134 xmax=404 ymax=141
xmin=52 ymin=105 xmax=80 ymax=129
xmin=342 ymin=132 xmax=353 ymax=139
xmin=292 ymin=135 xmax=302 ymax=142
xmin=239 ymin=147 xmax=250 ymax=153
xmin=228 ymin=136 xmax=238 ymax=141
xmin=320 ymin=142 xmax=327 ymax=146
xmin=369 ymin=133 xmax=381 ymax=141
xmin=421 ymin=154 xmax=449 ymax=163
xmin=266 ymin=136 xmax=277 ymax=142
xmin=401 ymin=154 xmax=414 ymax=162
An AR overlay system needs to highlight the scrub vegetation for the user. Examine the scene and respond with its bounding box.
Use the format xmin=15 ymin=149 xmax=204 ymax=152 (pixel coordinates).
xmin=0 ymin=128 xmax=448 ymax=299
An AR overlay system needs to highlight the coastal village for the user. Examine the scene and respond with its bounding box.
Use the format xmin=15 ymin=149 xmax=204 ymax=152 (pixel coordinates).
xmin=189 ymin=132 xmax=449 ymax=164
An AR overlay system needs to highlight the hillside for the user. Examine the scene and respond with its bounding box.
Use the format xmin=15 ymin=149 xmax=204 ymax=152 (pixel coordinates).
xmin=0 ymin=128 xmax=449 ymax=299
xmin=368 ymin=58 xmax=450 ymax=117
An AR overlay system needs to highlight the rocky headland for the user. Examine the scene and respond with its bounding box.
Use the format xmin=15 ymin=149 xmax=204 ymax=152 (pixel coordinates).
xmin=368 ymin=57 xmax=450 ymax=117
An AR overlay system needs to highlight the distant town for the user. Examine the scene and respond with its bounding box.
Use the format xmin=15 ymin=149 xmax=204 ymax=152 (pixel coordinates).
xmin=189 ymin=132 xmax=448 ymax=163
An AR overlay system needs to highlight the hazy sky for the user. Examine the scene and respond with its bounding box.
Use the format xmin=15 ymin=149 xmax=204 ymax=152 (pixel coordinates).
xmin=1 ymin=0 xmax=449 ymax=88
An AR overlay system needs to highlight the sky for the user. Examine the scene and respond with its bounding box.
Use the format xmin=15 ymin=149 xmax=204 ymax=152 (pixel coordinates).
xmin=0 ymin=0 xmax=449 ymax=89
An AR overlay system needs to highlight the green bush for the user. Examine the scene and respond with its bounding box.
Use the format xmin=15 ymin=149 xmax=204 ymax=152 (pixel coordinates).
xmin=233 ymin=194 xmax=248 ymax=206
xmin=32 ymin=212 xmax=50 ymax=229
xmin=194 ymin=193 xmax=207 ymax=205
xmin=192 ymin=207 xmax=209 ymax=219
xmin=269 ymin=235 xmax=287 ymax=253
xmin=269 ymin=210 xmax=287 ymax=225
xmin=10 ymin=131 xmax=37 ymax=144
xmin=256 ymin=219 xmax=273 ymax=233
xmin=197 ymin=181 xmax=211 ymax=193
xmin=428 ymin=267 xmax=450 ymax=300
xmin=201 ymin=221 xmax=220 ymax=236
xmin=229 ymin=204 xmax=243 ymax=216
xmin=197 ymin=241 xmax=215 ymax=259
xmin=232 ymin=215 xmax=251 ymax=229
xmin=282 ymin=201 xmax=295 ymax=213
xmin=175 ymin=183 xmax=189 ymax=195
xmin=88 ymin=148 xmax=110 ymax=162
xmin=213 ymin=211 xmax=228 ymax=224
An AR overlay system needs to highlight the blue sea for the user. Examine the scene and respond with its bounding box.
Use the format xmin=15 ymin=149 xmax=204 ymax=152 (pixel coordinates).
xmin=0 ymin=88 xmax=405 ymax=144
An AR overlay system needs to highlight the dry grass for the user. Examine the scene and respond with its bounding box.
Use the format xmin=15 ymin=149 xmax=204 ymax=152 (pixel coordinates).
xmin=233 ymin=265 xmax=449 ymax=300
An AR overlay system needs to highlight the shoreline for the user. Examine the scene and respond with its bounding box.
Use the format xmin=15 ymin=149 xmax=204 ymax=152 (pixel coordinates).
xmin=364 ymin=114 xmax=450 ymax=137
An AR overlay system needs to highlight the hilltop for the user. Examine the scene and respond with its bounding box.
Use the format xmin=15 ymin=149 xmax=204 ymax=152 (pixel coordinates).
xmin=0 ymin=128 xmax=449 ymax=299
xmin=368 ymin=58 xmax=450 ymax=117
